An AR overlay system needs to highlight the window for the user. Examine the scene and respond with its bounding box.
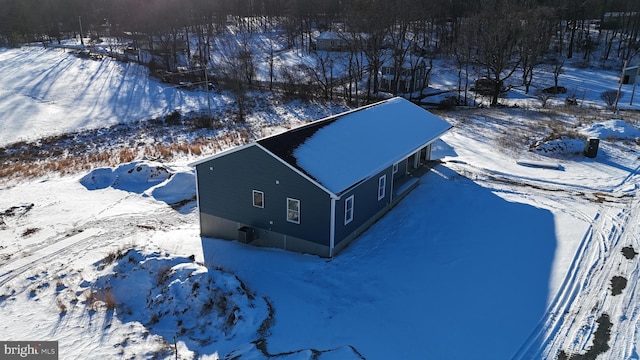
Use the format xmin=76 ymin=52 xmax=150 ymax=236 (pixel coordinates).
xmin=378 ymin=175 xmax=386 ymax=200
xmin=252 ymin=190 xmax=264 ymax=208
xmin=287 ymin=198 xmax=300 ymax=224
xmin=344 ymin=195 xmax=354 ymax=225
xmin=392 ymin=162 xmax=399 ymax=174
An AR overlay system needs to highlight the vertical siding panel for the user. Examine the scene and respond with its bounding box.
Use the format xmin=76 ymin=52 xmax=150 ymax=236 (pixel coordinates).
xmin=334 ymin=166 xmax=393 ymax=245
xmin=196 ymin=145 xmax=331 ymax=246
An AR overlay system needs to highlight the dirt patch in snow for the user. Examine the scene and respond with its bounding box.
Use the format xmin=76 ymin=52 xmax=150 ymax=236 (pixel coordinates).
xmin=21 ymin=227 xmax=40 ymax=237
xmin=610 ymin=276 xmax=628 ymax=296
xmin=0 ymin=203 xmax=34 ymax=229
xmin=558 ymin=313 xmax=612 ymax=360
xmin=622 ymin=246 xmax=638 ymax=260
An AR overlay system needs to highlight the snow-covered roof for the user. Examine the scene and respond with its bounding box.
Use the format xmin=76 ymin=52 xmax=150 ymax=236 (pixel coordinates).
xmin=314 ymin=32 xmax=367 ymax=42
xmin=315 ymin=32 xmax=344 ymax=40
xmin=258 ymin=97 xmax=452 ymax=195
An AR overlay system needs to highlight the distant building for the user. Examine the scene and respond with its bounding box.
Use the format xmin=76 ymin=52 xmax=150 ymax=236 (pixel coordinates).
xmin=379 ymin=55 xmax=429 ymax=95
xmin=621 ymin=65 xmax=640 ymax=85
xmin=191 ymin=97 xmax=452 ymax=257
xmin=602 ymin=12 xmax=638 ymax=29
xmin=313 ymin=32 xmax=366 ymax=52
xmin=314 ymin=32 xmax=348 ymax=51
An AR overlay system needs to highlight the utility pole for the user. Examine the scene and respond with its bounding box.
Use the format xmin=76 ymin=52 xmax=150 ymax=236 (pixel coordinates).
xmin=78 ymin=16 xmax=84 ymax=46
xmin=630 ymin=65 xmax=640 ymax=106
xmin=614 ymin=60 xmax=627 ymax=113
xmin=204 ymin=65 xmax=212 ymax=126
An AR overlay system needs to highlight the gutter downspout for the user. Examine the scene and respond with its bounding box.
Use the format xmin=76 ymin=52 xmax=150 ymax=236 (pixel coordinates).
xmin=329 ymin=197 xmax=336 ymax=257
xmin=193 ymin=166 xmax=202 ymax=235
xmin=390 ymin=169 xmax=395 ymax=203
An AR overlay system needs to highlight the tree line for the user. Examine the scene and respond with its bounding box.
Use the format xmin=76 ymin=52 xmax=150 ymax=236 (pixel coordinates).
xmin=1 ymin=0 xmax=639 ymax=107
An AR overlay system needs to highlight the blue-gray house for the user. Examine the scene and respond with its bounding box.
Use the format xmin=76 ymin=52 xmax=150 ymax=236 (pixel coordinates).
xmin=192 ymin=97 xmax=452 ymax=257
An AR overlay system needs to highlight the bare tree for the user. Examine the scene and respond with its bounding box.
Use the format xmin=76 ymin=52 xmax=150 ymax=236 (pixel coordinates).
xmin=345 ymin=0 xmax=392 ymax=100
xmin=466 ymin=0 xmax=523 ymax=106
xmin=454 ymin=25 xmax=474 ymax=105
xmin=519 ymin=7 xmax=556 ymax=94
xmin=336 ymin=31 xmax=364 ymax=106
xmin=553 ymin=58 xmax=565 ymax=89
xmin=217 ymin=28 xmax=256 ymax=122
xmin=312 ymin=51 xmax=336 ymax=99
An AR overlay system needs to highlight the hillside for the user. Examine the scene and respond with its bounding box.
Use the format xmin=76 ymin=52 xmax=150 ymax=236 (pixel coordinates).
xmin=0 ymin=45 xmax=639 ymax=359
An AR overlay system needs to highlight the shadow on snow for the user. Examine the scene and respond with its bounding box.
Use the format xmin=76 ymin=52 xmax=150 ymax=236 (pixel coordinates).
xmin=201 ymin=163 xmax=557 ymax=359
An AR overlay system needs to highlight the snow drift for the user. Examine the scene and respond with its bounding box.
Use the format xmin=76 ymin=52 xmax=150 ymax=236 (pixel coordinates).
xmin=91 ymin=249 xmax=269 ymax=357
xmin=80 ymin=160 xmax=195 ymax=206
xmin=580 ymin=119 xmax=640 ymax=140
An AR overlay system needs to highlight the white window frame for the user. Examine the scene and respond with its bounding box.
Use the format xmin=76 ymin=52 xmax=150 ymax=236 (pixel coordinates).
xmin=287 ymin=198 xmax=300 ymax=224
xmin=378 ymin=175 xmax=386 ymax=200
xmin=344 ymin=195 xmax=354 ymax=225
xmin=252 ymin=190 xmax=264 ymax=208
xmin=392 ymin=162 xmax=399 ymax=174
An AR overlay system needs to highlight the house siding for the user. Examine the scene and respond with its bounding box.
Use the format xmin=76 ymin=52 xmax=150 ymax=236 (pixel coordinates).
xmin=379 ymin=60 xmax=427 ymax=94
xmin=334 ymin=167 xmax=393 ymax=245
xmin=394 ymin=159 xmax=408 ymax=180
xmin=195 ymin=145 xmax=332 ymax=247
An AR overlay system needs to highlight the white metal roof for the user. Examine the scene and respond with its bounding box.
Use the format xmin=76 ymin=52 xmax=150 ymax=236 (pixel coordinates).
xmin=291 ymin=97 xmax=451 ymax=194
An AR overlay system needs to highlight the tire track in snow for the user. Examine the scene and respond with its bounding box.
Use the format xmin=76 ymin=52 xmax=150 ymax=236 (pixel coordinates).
xmin=512 ymin=207 xmax=607 ymax=359
xmin=514 ymin=199 xmax=639 ymax=359
xmin=0 ymin=205 xmax=187 ymax=292
xmin=603 ymin=200 xmax=640 ymax=359
xmin=424 ymin=160 xmax=639 ymax=358
xmin=0 ymin=228 xmax=102 ymax=289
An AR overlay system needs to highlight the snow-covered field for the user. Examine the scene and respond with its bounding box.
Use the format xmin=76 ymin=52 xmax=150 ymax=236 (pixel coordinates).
xmin=1 ymin=45 xmax=640 ymax=359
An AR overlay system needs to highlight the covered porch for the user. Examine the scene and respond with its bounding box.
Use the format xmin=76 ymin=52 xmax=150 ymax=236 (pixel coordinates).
xmin=391 ymin=143 xmax=437 ymax=200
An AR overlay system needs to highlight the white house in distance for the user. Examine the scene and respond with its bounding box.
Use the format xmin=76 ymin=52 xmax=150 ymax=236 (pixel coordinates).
xmin=313 ymin=31 xmax=367 ymax=52
xmin=314 ymin=32 xmax=348 ymax=51
xmin=379 ymin=53 xmax=430 ymax=95
xmin=621 ymin=65 xmax=640 ymax=85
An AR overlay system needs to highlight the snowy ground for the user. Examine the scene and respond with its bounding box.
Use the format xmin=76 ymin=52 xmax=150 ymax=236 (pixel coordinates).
xmin=1 ymin=46 xmax=640 ymax=359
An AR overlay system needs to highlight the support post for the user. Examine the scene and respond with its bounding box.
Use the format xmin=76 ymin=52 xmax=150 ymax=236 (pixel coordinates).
xmin=78 ymin=16 xmax=84 ymax=46
xmin=614 ymin=60 xmax=627 ymax=113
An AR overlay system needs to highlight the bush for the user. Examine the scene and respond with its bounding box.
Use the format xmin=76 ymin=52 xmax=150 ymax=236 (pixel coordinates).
xmin=600 ymin=90 xmax=621 ymax=106
xmin=165 ymin=110 xmax=182 ymax=126
xmin=565 ymin=95 xmax=579 ymax=107
xmin=437 ymin=96 xmax=459 ymax=110
xmin=57 ymin=299 xmax=67 ymax=315
xmin=542 ymin=86 xmax=567 ymax=94
xmin=535 ymin=90 xmax=554 ymax=108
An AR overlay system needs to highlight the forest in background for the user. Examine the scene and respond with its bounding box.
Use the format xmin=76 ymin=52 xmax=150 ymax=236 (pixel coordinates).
xmin=1 ymin=0 xmax=639 ymax=107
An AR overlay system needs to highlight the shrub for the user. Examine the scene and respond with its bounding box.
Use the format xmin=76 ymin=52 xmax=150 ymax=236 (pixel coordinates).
xmin=103 ymin=289 xmax=116 ymax=310
xmin=103 ymin=247 xmax=130 ymax=266
xmin=165 ymin=110 xmax=182 ymax=126
xmin=118 ymin=148 xmax=136 ymax=163
xmin=600 ymin=90 xmax=621 ymax=106
xmin=156 ymin=267 xmax=172 ymax=286
xmin=535 ymin=90 xmax=554 ymax=108
xmin=565 ymin=94 xmax=579 ymax=107
xmin=437 ymin=96 xmax=459 ymax=110
xmin=84 ymin=289 xmax=96 ymax=305
xmin=57 ymin=299 xmax=67 ymax=315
